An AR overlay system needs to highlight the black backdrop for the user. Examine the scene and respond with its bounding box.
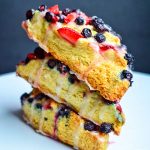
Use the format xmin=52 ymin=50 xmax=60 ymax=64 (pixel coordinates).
xmin=0 ymin=0 xmax=150 ymax=74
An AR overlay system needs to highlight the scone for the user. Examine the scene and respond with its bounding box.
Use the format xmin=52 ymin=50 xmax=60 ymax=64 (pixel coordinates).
xmin=16 ymin=47 xmax=125 ymax=135
xmin=21 ymin=89 xmax=109 ymax=150
xmin=22 ymin=4 xmax=134 ymax=101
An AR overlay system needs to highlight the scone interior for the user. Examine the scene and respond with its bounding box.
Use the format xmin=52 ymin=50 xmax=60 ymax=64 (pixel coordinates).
xmin=21 ymin=89 xmax=109 ymax=150
xmin=16 ymin=47 xmax=125 ymax=135
xmin=22 ymin=4 xmax=134 ymax=100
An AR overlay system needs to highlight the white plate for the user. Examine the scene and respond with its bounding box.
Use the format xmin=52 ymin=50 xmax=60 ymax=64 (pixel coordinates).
xmin=0 ymin=72 xmax=150 ymax=150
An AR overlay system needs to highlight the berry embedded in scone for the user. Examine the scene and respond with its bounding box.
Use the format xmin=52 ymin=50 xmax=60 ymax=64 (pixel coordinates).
xmin=22 ymin=4 xmax=134 ymax=101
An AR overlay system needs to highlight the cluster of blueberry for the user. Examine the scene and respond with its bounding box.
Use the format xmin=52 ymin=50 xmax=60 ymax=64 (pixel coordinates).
xmin=84 ymin=121 xmax=112 ymax=134
xmin=44 ymin=7 xmax=107 ymax=43
xmin=47 ymin=59 xmax=78 ymax=84
xmin=20 ymin=92 xmax=48 ymax=108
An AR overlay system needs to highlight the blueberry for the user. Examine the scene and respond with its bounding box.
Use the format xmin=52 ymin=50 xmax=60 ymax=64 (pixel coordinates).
xmin=95 ymin=24 xmax=108 ymax=32
xmin=94 ymin=33 xmax=106 ymax=43
xmin=104 ymin=24 xmax=112 ymax=31
xmin=24 ymin=57 xmax=30 ymax=64
xmin=99 ymin=123 xmax=112 ymax=134
xmin=75 ymin=17 xmax=84 ymax=25
xmin=124 ymin=53 xmax=134 ymax=67
xmin=57 ymin=62 xmax=70 ymax=74
xmin=62 ymin=8 xmax=71 ymax=16
xmin=47 ymin=59 xmax=58 ymax=69
xmin=45 ymin=12 xmax=54 ymax=22
xmin=91 ymin=16 xmax=104 ymax=26
xmin=120 ymin=70 xmax=133 ymax=81
xmin=57 ymin=106 xmax=70 ymax=118
xmin=26 ymin=10 xmax=34 ymax=20
xmin=84 ymin=121 xmax=97 ymax=131
xmin=102 ymin=98 xmax=117 ymax=105
xmin=38 ymin=5 xmax=47 ymax=11
xmin=27 ymin=98 xmax=34 ymax=103
xmin=81 ymin=28 xmax=92 ymax=38
xmin=24 ymin=53 xmax=36 ymax=64
xmin=34 ymin=47 xmax=46 ymax=59
xmin=20 ymin=93 xmax=29 ymax=100
xmin=44 ymin=117 xmax=48 ymax=121
xmin=72 ymin=9 xmax=81 ymax=14
xmin=57 ymin=14 xmax=65 ymax=23
xmin=68 ymin=74 xmax=77 ymax=84
xmin=34 ymin=93 xmax=47 ymax=100
xmin=35 ymin=103 xmax=42 ymax=109
xmin=20 ymin=93 xmax=29 ymax=105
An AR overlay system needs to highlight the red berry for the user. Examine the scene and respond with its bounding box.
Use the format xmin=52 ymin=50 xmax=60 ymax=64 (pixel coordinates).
xmin=24 ymin=53 xmax=36 ymax=64
xmin=43 ymin=102 xmax=52 ymax=110
xmin=86 ymin=17 xmax=92 ymax=25
xmin=64 ymin=12 xmax=77 ymax=23
xmin=48 ymin=5 xmax=59 ymax=14
xmin=57 ymin=27 xmax=83 ymax=44
xmin=99 ymin=45 xmax=115 ymax=52
xmin=27 ymin=53 xmax=36 ymax=59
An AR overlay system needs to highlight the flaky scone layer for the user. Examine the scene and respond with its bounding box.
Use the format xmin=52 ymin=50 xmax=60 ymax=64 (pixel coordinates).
xmin=22 ymin=89 xmax=109 ymax=150
xmin=22 ymin=8 xmax=132 ymax=101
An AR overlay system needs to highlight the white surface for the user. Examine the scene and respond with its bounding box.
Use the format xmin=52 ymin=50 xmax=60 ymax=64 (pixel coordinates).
xmin=0 ymin=72 xmax=150 ymax=150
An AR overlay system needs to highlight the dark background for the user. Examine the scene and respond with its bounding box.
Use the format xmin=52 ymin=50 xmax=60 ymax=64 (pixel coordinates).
xmin=0 ymin=0 xmax=150 ymax=74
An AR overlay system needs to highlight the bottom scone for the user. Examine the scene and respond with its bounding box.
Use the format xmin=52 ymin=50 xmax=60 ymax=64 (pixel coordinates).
xmin=21 ymin=89 xmax=109 ymax=150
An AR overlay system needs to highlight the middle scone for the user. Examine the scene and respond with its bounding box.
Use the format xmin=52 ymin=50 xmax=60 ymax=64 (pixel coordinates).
xmin=16 ymin=47 xmax=125 ymax=135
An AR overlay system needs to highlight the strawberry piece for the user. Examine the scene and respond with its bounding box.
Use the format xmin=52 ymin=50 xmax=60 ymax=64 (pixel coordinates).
xmin=57 ymin=27 xmax=83 ymax=44
xmin=64 ymin=12 xmax=78 ymax=23
xmin=27 ymin=53 xmax=36 ymax=59
xmin=86 ymin=17 xmax=92 ymax=25
xmin=53 ymin=15 xmax=59 ymax=22
xmin=43 ymin=102 xmax=52 ymax=110
xmin=99 ymin=45 xmax=115 ymax=52
xmin=48 ymin=5 xmax=59 ymax=14
xmin=116 ymin=103 xmax=122 ymax=113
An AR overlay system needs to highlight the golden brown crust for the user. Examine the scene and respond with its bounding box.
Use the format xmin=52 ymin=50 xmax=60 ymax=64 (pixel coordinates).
xmin=86 ymin=63 xmax=129 ymax=101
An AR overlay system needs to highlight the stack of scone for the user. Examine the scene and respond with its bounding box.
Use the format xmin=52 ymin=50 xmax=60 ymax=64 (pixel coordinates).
xmin=16 ymin=4 xmax=134 ymax=150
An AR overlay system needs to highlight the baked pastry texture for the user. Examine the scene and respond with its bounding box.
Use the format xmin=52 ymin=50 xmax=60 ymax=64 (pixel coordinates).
xmin=21 ymin=89 xmax=109 ymax=150
xmin=16 ymin=47 xmax=125 ymax=135
xmin=22 ymin=4 xmax=134 ymax=101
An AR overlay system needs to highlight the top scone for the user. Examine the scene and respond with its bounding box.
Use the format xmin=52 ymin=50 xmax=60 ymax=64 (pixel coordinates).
xmin=22 ymin=4 xmax=134 ymax=101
